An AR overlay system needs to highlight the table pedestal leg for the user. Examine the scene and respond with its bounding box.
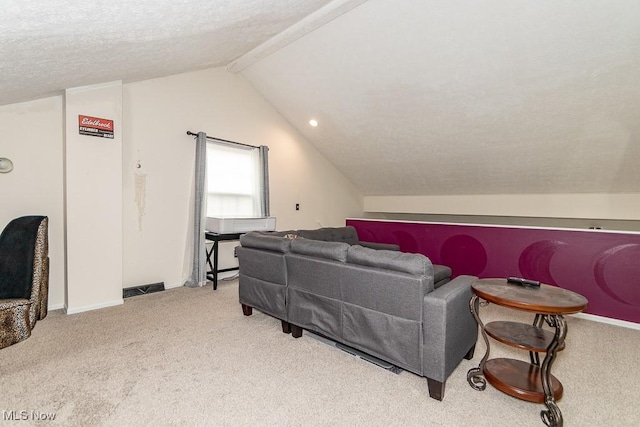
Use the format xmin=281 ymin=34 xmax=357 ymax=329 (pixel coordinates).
xmin=540 ymin=314 xmax=567 ymax=427
xmin=213 ymin=240 xmax=219 ymax=290
xmin=467 ymin=295 xmax=490 ymax=391
xmin=529 ymin=314 xmax=544 ymax=366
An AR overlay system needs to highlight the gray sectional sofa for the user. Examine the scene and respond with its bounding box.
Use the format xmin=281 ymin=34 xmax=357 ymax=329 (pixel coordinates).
xmin=237 ymin=227 xmax=478 ymax=401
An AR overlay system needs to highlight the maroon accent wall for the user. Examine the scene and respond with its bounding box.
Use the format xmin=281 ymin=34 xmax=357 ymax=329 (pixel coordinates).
xmin=347 ymin=219 xmax=640 ymax=324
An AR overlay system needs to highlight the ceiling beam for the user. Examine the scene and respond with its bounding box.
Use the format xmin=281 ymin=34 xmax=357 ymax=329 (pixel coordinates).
xmin=227 ymin=0 xmax=369 ymax=73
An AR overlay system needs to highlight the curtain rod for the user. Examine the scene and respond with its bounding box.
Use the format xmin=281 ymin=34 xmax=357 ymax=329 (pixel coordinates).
xmin=186 ymin=130 xmax=258 ymax=149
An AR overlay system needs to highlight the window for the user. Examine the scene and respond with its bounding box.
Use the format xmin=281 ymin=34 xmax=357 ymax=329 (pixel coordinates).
xmin=206 ymin=141 xmax=269 ymax=218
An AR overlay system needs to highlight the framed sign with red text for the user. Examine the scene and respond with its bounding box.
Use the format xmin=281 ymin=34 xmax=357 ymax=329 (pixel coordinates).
xmin=78 ymin=115 xmax=114 ymax=139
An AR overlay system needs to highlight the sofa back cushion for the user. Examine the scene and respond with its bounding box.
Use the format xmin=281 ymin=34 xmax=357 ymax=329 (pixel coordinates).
xmin=240 ymin=231 xmax=291 ymax=253
xmin=290 ymin=238 xmax=349 ymax=262
xmin=295 ymin=226 xmax=359 ymax=245
xmin=347 ymin=245 xmax=430 ymax=276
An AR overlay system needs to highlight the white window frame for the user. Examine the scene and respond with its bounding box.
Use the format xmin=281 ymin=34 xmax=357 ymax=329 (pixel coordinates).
xmin=205 ymin=140 xmax=268 ymax=218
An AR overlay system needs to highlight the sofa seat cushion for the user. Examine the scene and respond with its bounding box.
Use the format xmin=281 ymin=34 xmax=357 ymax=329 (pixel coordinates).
xmin=346 ymin=245 xmax=430 ymax=276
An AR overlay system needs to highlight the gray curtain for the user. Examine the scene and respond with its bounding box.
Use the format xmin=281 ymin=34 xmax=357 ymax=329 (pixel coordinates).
xmin=259 ymin=145 xmax=270 ymax=217
xmin=184 ymin=132 xmax=207 ymax=287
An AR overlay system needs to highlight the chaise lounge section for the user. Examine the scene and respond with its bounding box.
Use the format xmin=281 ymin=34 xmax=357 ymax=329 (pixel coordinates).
xmin=237 ymin=227 xmax=478 ymax=401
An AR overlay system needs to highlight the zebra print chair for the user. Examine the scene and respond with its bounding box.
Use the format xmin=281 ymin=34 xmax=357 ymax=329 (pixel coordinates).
xmin=0 ymin=216 xmax=49 ymax=349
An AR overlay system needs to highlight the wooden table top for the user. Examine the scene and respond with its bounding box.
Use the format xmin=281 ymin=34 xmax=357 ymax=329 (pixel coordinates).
xmin=472 ymin=278 xmax=588 ymax=315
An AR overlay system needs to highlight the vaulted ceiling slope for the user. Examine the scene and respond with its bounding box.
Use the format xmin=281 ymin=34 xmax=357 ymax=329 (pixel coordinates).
xmin=0 ymin=0 xmax=332 ymax=105
xmin=239 ymin=0 xmax=640 ymax=196
xmin=3 ymin=1 xmax=640 ymax=198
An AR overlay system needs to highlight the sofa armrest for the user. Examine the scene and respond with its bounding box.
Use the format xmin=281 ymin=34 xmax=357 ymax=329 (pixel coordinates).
xmin=422 ymin=275 xmax=478 ymax=382
xmin=359 ymin=241 xmax=400 ymax=251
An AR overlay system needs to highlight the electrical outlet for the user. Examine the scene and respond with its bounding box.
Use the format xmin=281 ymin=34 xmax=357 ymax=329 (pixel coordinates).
xmin=295 ymin=203 xmax=300 ymax=211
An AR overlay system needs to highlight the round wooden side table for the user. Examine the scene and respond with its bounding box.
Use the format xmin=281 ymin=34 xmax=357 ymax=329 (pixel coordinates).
xmin=466 ymin=278 xmax=588 ymax=427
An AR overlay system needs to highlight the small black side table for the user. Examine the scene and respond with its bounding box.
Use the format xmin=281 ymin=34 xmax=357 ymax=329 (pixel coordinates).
xmin=205 ymin=232 xmax=242 ymax=290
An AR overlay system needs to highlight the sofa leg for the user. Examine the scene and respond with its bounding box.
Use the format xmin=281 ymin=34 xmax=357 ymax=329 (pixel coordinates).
xmin=426 ymin=378 xmax=445 ymax=401
xmin=291 ymin=324 xmax=303 ymax=338
xmin=241 ymin=304 xmax=253 ymax=316
xmin=281 ymin=320 xmax=292 ymax=334
xmin=464 ymin=344 xmax=476 ymax=360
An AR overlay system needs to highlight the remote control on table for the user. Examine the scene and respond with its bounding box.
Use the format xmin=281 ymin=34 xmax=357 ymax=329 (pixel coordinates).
xmin=507 ymin=277 xmax=541 ymax=287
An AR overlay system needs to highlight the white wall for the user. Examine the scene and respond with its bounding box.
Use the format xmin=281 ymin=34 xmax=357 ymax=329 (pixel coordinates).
xmin=122 ymin=67 xmax=363 ymax=289
xmin=0 ymin=97 xmax=66 ymax=309
xmin=0 ymin=67 xmax=362 ymax=312
xmin=64 ymin=82 xmax=123 ymax=313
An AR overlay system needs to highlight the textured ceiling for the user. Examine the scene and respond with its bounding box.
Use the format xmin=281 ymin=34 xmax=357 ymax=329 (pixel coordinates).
xmin=240 ymin=0 xmax=640 ymax=196
xmin=3 ymin=0 xmax=640 ymax=198
xmin=0 ymin=0 xmax=332 ymax=105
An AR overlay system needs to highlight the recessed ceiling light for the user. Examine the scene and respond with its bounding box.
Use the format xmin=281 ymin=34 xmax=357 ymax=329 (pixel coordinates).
xmin=0 ymin=157 xmax=14 ymax=173
xmin=309 ymin=119 xmax=318 ymax=127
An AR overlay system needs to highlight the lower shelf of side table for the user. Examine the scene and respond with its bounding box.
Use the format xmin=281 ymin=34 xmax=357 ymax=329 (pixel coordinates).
xmin=484 ymin=358 xmax=563 ymax=403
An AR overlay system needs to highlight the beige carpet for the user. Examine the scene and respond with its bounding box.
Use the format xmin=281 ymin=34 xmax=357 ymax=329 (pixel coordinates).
xmin=2 ymin=279 xmax=639 ymax=426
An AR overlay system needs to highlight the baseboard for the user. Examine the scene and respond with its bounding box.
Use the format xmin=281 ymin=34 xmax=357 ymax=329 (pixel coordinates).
xmin=217 ymin=271 xmax=239 ymax=280
xmin=572 ymin=312 xmax=640 ymax=330
xmin=65 ymin=299 xmax=124 ymax=315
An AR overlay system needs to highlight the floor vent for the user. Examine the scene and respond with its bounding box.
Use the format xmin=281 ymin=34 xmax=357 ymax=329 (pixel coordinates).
xmin=123 ymin=282 xmax=165 ymax=299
